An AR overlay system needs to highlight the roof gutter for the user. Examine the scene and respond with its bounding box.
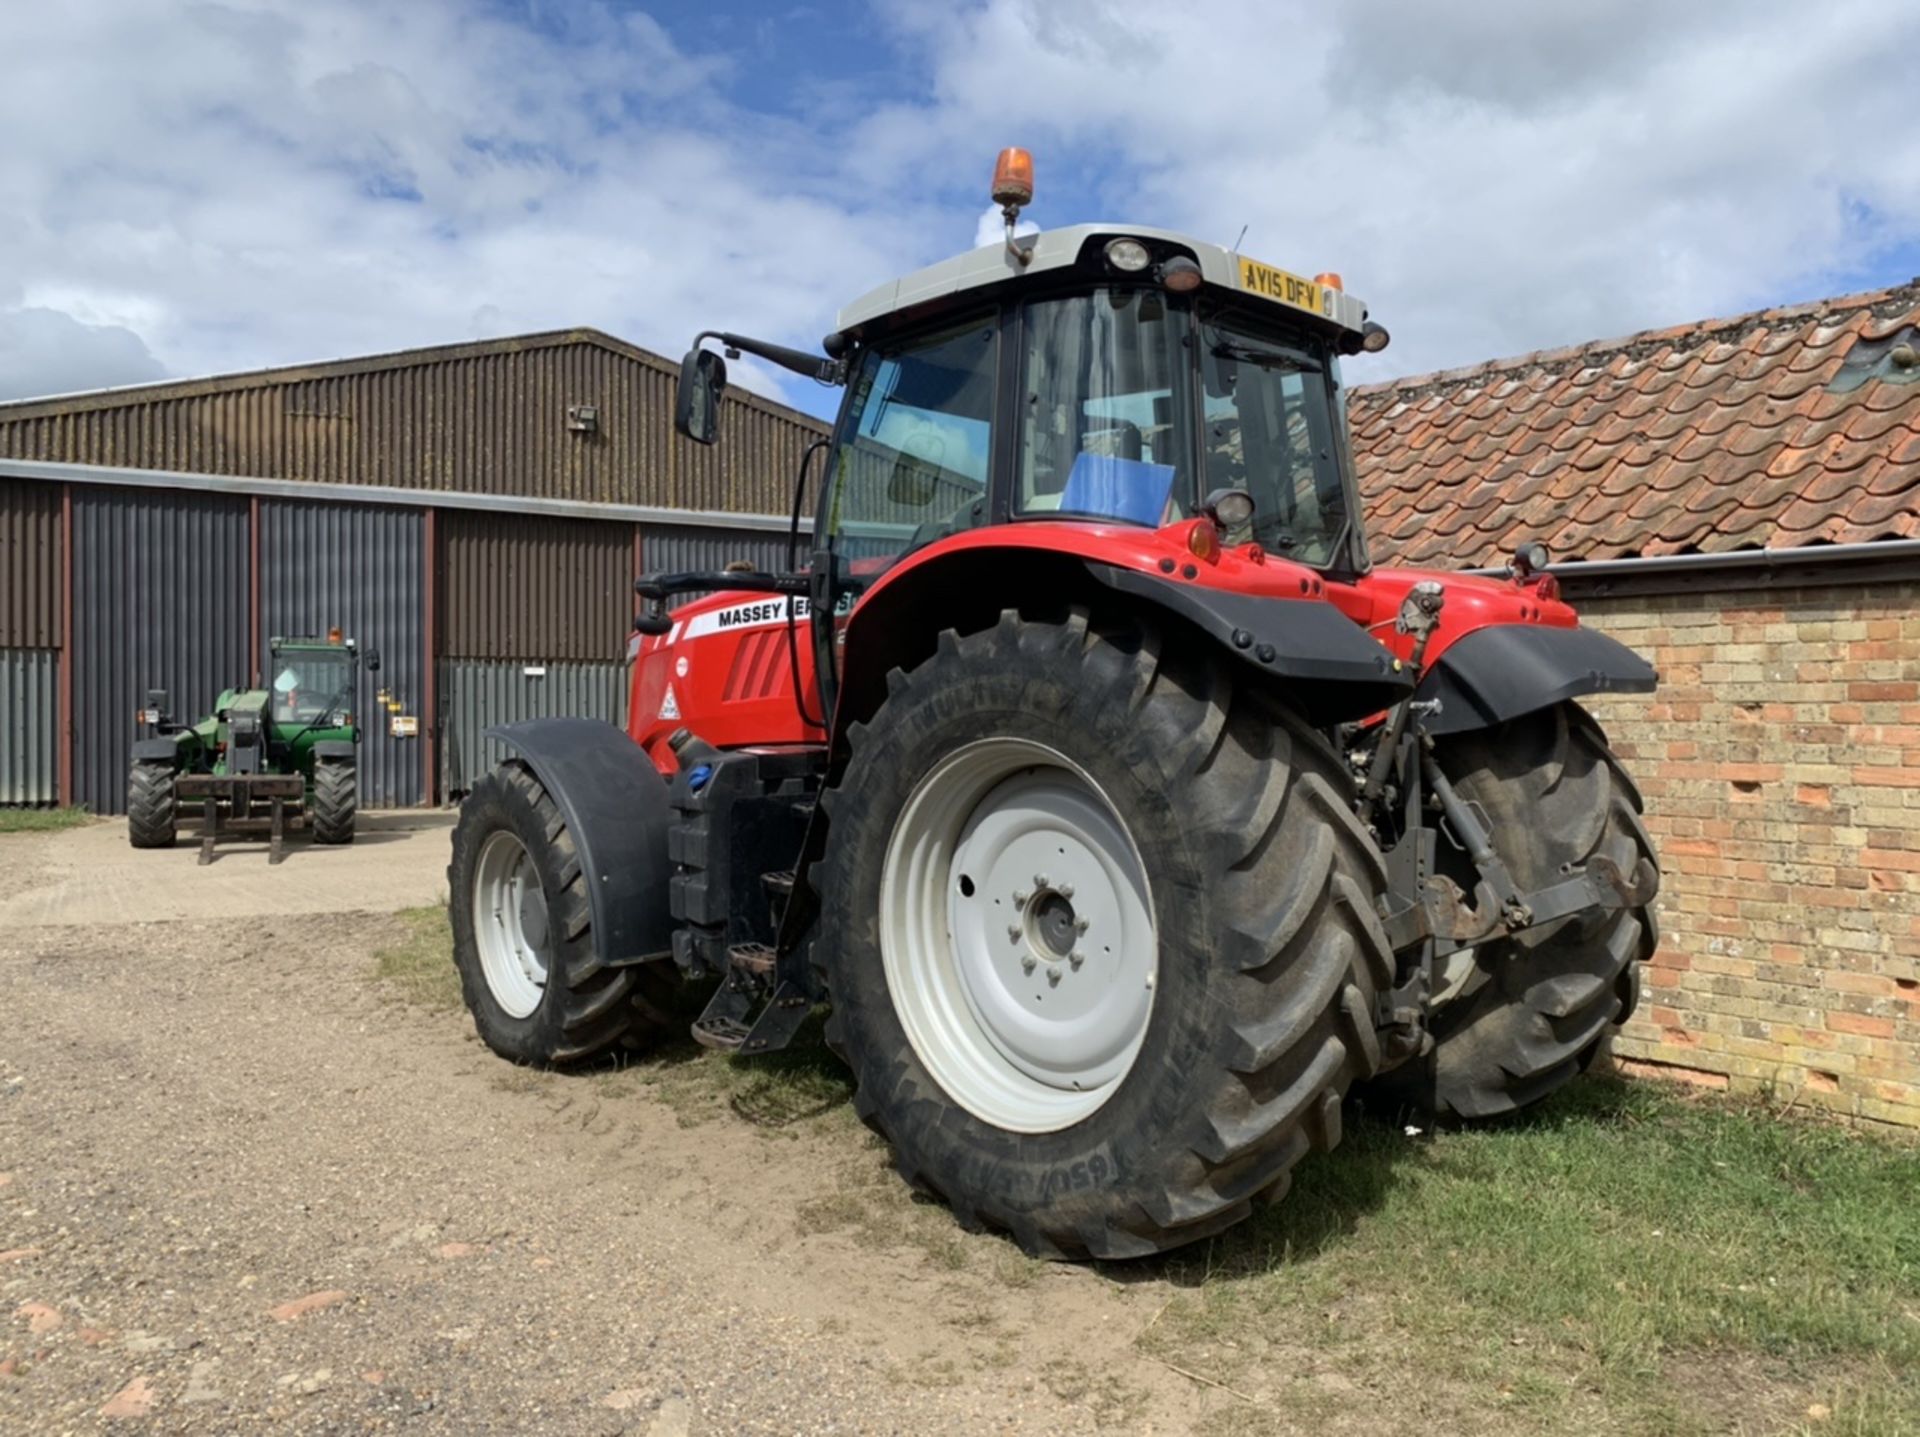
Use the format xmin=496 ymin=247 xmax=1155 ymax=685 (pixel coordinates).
xmin=0 ymin=456 xmax=808 ymax=535
xmin=1465 ymin=539 xmax=1920 ymax=594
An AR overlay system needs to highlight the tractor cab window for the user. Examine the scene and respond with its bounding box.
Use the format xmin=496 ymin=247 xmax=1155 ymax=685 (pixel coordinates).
xmin=1016 ymin=290 xmax=1192 ymax=527
xmin=1199 ymin=323 xmax=1351 ymax=567
xmin=823 ymin=319 xmax=997 ymax=571
xmin=270 ymin=650 xmax=351 ymax=723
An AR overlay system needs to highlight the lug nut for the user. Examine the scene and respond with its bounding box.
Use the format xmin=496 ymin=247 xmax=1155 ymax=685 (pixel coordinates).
xmin=1012 ymin=890 xmax=1029 ymax=907
xmin=1021 ymin=956 xmax=1037 ymax=974
xmin=1033 ymin=873 xmax=1050 ymax=889
xmin=1058 ymin=883 xmax=1074 ymax=899
xmin=1047 ymin=968 xmax=1061 ymax=986
xmin=1074 ymin=917 xmax=1089 ymax=934
xmin=1007 ymin=924 xmax=1022 ymax=941
xmin=1069 ymin=952 xmax=1084 ymax=970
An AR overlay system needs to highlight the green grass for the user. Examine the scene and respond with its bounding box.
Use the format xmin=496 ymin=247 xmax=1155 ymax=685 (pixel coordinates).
xmin=1134 ymin=1078 xmax=1920 ymax=1434
xmin=0 ymin=805 xmax=96 ymax=833
xmin=371 ymin=905 xmax=463 ymax=1009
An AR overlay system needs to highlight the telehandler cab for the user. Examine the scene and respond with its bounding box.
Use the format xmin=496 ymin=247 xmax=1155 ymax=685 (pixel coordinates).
xmin=449 ymin=150 xmax=1660 ymax=1259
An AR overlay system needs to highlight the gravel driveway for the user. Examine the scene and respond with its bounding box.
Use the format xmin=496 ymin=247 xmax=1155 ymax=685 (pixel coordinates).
xmin=0 ymin=823 xmax=1201 ymax=1434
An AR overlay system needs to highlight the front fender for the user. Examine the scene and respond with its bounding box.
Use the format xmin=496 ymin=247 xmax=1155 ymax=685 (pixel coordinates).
xmin=484 ymin=718 xmax=674 ymax=967
xmin=1086 ymin=564 xmax=1410 ymax=723
xmin=1415 ymin=623 xmax=1657 ymax=735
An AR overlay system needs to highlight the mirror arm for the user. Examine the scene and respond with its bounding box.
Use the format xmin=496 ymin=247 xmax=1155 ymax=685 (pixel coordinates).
xmin=700 ymin=330 xmax=844 ymax=385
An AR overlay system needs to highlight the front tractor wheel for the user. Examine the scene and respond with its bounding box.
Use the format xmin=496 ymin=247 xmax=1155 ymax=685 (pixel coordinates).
xmin=815 ymin=610 xmax=1393 ymax=1260
xmin=311 ymin=759 xmax=357 ymax=844
xmin=1376 ymin=702 xmax=1658 ymax=1120
xmin=449 ymin=761 xmax=674 ymax=1065
xmin=127 ymin=762 xmax=178 ymax=849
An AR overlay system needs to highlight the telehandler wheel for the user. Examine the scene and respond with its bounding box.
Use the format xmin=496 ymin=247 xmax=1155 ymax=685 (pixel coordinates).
xmin=813 ymin=608 xmax=1394 ymax=1260
xmin=1378 ymin=702 xmax=1658 ymax=1121
xmin=127 ymin=762 xmax=178 ymax=849
xmin=311 ymin=759 xmax=357 ymax=844
xmin=449 ymin=760 xmax=675 ymax=1066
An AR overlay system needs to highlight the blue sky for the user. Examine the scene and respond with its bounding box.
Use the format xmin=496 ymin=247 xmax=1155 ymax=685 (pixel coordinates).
xmin=2 ymin=1 xmax=1917 ymax=415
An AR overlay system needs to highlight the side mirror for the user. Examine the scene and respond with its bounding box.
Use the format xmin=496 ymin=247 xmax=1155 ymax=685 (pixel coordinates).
xmin=364 ymin=648 xmax=381 ymax=674
xmin=674 ymin=348 xmax=727 ymax=445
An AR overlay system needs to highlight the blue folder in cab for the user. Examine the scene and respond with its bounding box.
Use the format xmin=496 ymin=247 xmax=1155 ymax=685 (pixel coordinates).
xmin=1058 ymin=453 xmax=1178 ymax=527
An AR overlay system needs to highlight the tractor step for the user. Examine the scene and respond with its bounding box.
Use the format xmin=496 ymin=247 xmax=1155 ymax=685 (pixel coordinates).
xmin=691 ymin=1014 xmax=752 ymax=1051
xmin=761 ymin=869 xmax=795 ymax=897
xmin=728 ymin=941 xmax=778 ymax=977
xmin=689 ymin=941 xmax=811 ymax=1056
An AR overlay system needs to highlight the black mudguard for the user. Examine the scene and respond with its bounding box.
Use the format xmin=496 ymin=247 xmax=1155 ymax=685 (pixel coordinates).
xmin=485 ymin=718 xmax=675 ymax=968
xmin=312 ymin=739 xmax=356 ymax=762
xmin=1087 ymin=562 xmax=1411 ymax=724
xmin=131 ymin=738 xmax=180 ymax=764
xmin=1417 ymin=623 xmax=1657 ymax=735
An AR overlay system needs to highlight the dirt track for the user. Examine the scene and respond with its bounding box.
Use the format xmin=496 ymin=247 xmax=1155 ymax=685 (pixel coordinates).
xmin=0 ymin=823 xmax=1206 ymax=1434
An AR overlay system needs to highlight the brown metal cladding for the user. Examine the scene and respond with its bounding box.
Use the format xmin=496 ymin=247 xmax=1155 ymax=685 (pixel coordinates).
xmin=0 ymin=330 xmax=829 ymax=515
xmin=0 ymin=477 xmax=62 ymax=648
xmin=442 ymin=509 xmax=637 ymax=662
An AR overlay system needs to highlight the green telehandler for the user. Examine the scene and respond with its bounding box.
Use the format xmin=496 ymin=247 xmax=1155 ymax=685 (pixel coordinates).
xmin=127 ymin=631 xmax=380 ymax=863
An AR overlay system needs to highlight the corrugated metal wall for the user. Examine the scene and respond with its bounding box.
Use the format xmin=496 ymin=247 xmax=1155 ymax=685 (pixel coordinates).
xmin=0 ymin=650 xmax=58 ymax=804
xmin=439 ymin=659 xmax=628 ymax=796
xmin=0 ymin=477 xmax=62 ymax=648
xmin=442 ymin=510 xmax=635 ymax=660
xmin=0 ymin=334 xmax=827 ymax=514
xmin=71 ymin=487 xmax=251 ymax=814
xmin=260 ymin=500 xmax=425 ymax=808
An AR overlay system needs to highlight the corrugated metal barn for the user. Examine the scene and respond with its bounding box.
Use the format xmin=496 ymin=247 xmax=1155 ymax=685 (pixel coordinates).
xmin=0 ymin=329 xmax=828 ymax=811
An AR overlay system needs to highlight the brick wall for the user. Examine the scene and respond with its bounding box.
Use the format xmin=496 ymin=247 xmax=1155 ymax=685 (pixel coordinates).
xmin=1574 ymin=580 xmax=1920 ymax=1129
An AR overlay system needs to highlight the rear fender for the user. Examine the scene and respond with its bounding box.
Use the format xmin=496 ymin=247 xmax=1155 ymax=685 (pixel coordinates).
xmin=485 ymin=718 xmax=674 ymax=968
xmin=312 ymin=740 xmax=356 ymax=762
xmin=1415 ymin=623 xmax=1657 ymax=735
xmin=131 ymin=737 xmax=182 ymax=765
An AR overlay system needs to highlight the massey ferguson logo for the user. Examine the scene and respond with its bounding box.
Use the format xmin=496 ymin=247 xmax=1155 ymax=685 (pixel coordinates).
xmin=718 ymin=599 xmax=801 ymax=628
xmin=681 ymin=591 xmax=852 ymax=642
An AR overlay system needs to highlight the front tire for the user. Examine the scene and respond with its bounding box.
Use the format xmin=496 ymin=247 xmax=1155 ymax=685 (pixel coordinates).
xmin=1380 ymin=702 xmax=1658 ymax=1120
xmin=311 ymin=760 xmax=357 ymax=844
xmin=814 ymin=609 xmax=1393 ymax=1259
xmin=449 ymin=761 xmax=675 ymax=1064
xmin=127 ymin=762 xmax=177 ymax=848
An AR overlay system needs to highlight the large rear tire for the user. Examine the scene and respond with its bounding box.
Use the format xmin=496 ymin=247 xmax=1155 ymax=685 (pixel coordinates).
xmin=311 ymin=759 xmax=357 ymax=844
xmin=1379 ymin=702 xmax=1657 ymax=1120
xmin=449 ymin=760 xmax=675 ymax=1065
xmin=813 ymin=609 xmax=1393 ymax=1260
xmin=127 ymin=762 xmax=178 ymax=849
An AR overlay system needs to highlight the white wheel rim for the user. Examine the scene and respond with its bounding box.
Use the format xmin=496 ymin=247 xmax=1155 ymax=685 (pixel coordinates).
xmin=473 ymin=829 xmax=550 ymax=1020
xmin=880 ymin=738 xmax=1157 ymax=1134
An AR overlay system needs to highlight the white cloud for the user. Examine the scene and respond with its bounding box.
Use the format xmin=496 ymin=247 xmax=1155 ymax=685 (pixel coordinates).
xmin=868 ymin=0 xmax=1920 ymax=378
xmin=0 ymin=306 xmax=165 ymax=400
xmin=1 ymin=0 xmax=1916 ymax=405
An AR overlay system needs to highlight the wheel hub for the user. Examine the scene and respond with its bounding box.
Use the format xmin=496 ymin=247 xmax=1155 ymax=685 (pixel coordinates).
xmin=881 ymin=737 xmax=1157 ymax=1134
xmin=472 ymin=828 xmax=550 ymax=1020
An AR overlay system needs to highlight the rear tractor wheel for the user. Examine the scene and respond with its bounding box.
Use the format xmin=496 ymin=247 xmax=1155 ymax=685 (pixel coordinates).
xmin=813 ymin=609 xmax=1394 ymax=1260
xmin=127 ymin=762 xmax=178 ymax=849
xmin=1375 ymin=701 xmax=1658 ymax=1120
xmin=449 ymin=760 xmax=676 ymax=1065
xmin=311 ymin=759 xmax=357 ymax=844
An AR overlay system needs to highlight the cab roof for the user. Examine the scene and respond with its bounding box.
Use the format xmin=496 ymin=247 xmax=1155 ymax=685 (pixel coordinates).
xmin=835 ymin=223 xmax=1370 ymax=339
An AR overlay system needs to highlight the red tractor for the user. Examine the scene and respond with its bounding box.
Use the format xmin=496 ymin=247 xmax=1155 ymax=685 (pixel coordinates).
xmin=448 ymin=152 xmax=1660 ymax=1259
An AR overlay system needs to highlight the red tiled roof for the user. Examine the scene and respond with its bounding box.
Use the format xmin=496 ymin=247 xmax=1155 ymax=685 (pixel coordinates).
xmin=1349 ymin=280 xmax=1920 ymax=567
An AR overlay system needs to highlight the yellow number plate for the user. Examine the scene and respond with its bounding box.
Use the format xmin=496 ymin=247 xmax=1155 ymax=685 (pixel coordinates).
xmin=1236 ymin=257 xmax=1325 ymax=317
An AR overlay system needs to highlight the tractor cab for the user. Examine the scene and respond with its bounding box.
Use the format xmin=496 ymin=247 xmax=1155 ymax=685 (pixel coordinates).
xmin=654 ymin=149 xmax=1396 ymax=728
xmin=267 ymin=633 xmax=368 ymax=728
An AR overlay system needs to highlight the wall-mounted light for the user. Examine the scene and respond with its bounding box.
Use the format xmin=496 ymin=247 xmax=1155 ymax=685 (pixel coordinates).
xmin=567 ymin=404 xmax=600 ymax=434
